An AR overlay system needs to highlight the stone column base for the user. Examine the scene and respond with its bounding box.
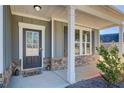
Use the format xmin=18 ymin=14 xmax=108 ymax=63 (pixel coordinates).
xmin=3 ymin=66 xmax=12 ymax=87
xmin=0 ymin=74 xmax=4 ymax=88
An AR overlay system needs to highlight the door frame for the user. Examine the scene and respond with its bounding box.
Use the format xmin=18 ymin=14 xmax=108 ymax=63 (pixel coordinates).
xmin=18 ymin=22 xmax=45 ymax=71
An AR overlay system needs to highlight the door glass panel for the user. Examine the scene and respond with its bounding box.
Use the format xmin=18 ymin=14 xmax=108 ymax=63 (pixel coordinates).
xmin=75 ymin=43 xmax=80 ymax=55
xmin=26 ymin=31 xmax=39 ymax=56
xmin=33 ymin=32 xmax=39 ymax=43
xmin=75 ymin=29 xmax=80 ymax=42
xmin=27 ymin=31 xmax=32 ymax=44
xmin=27 ymin=43 xmax=32 ymax=48
xmin=33 ymin=32 xmax=39 ymax=48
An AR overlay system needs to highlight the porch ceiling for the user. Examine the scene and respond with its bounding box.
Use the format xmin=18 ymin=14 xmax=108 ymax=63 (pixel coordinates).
xmin=10 ymin=5 xmax=123 ymax=29
xmin=76 ymin=6 xmax=124 ymax=24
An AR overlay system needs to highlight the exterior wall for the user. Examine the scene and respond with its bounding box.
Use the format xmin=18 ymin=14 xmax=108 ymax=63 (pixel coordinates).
xmin=54 ymin=21 xmax=67 ymax=57
xmin=54 ymin=21 xmax=100 ymax=57
xmin=2 ymin=5 xmax=101 ymax=70
xmin=0 ymin=5 xmax=13 ymax=87
xmin=11 ymin=15 xmax=51 ymax=61
xmin=43 ymin=20 xmax=100 ymax=70
xmin=3 ymin=6 xmax=12 ymax=72
xmin=3 ymin=10 xmax=100 ymax=71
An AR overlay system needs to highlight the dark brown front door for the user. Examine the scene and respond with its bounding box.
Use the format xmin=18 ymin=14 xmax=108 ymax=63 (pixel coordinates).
xmin=23 ymin=28 xmax=42 ymax=69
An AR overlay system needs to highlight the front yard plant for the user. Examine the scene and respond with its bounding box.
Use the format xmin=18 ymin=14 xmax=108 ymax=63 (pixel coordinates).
xmin=96 ymin=43 xmax=124 ymax=86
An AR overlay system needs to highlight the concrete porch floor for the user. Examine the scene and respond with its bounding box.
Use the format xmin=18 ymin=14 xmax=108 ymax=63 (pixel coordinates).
xmin=8 ymin=64 xmax=99 ymax=88
xmin=8 ymin=71 xmax=69 ymax=88
xmin=54 ymin=63 xmax=100 ymax=82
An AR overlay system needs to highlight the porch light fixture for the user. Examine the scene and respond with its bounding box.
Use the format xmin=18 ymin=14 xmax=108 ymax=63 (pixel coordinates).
xmin=34 ymin=5 xmax=42 ymax=11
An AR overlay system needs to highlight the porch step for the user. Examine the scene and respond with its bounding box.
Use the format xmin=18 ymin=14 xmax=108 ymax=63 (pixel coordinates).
xmin=22 ymin=69 xmax=42 ymax=77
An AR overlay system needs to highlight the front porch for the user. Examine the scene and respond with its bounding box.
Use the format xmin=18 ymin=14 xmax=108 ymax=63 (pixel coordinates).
xmin=0 ymin=5 xmax=124 ymax=87
xmin=8 ymin=63 xmax=99 ymax=88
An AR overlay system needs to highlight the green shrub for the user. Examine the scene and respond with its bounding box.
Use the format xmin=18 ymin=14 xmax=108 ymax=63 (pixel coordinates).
xmin=96 ymin=44 xmax=124 ymax=85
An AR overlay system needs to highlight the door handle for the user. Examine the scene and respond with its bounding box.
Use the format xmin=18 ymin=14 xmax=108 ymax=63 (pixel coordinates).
xmin=40 ymin=48 xmax=43 ymax=50
xmin=39 ymin=48 xmax=43 ymax=56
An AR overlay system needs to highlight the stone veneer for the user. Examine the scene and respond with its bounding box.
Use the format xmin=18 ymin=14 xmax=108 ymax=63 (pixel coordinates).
xmin=1 ymin=60 xmax=20 ymax=88
xmin=3 ymin=66 xmax=12 ymax=87
xmin=0 ymin=64 xmax=13 ymax=88
xmin=0 ymin=74 xmax=3 ymax=88
xmin=43 ymin=57 xmax=51 ymax=70
xmin=43 ymin=55 xmax=100 ymax=71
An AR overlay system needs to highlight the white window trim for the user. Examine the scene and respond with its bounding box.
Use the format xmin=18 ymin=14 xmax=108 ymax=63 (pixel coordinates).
xmin=18 ymin=22 xmax=45 ymax=71
xmin=75 ymin=26 xmax=92 ymax=56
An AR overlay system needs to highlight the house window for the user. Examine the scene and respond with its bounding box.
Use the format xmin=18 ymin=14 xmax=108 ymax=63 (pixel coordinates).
xmin=75 ymin=28 xmax=92 ymax=56
xmin=75 ymin=29 xmax=80 ymax=55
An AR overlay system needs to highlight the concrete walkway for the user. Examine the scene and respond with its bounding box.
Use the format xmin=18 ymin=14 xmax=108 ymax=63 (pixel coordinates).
xmin=8 ymin=71 xmax=69 ymax=88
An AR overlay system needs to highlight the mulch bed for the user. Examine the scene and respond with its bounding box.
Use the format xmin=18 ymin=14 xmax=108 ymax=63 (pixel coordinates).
xmin=66 ymin=76 xmax=124 ymax=88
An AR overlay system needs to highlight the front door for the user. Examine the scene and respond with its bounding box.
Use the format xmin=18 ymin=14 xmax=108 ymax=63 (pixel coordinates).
xmin=23 ymin=28 xmax=42 ymax=69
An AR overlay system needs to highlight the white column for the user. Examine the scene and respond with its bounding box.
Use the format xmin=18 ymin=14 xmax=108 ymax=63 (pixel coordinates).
xmin=94 ymin=30 xmax=100 ymax=54
xmin=51 ymin=18 xmax=54 ymax=58
xmin=67 ymin=6 xmax=75 ymax=84
xmin=119 ymin=25 xmax=123 ymax=57
xmin=0 ymin=6 xmax=3 ymax=75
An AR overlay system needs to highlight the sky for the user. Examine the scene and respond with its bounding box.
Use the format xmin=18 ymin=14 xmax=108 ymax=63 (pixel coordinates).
xmin=100 ymin=5 xmax=124 ymax=35
xmin=100 ymin=26 xmax=119 ymax=35
xmin=114 ymin=5 xmax=124 ymax=12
